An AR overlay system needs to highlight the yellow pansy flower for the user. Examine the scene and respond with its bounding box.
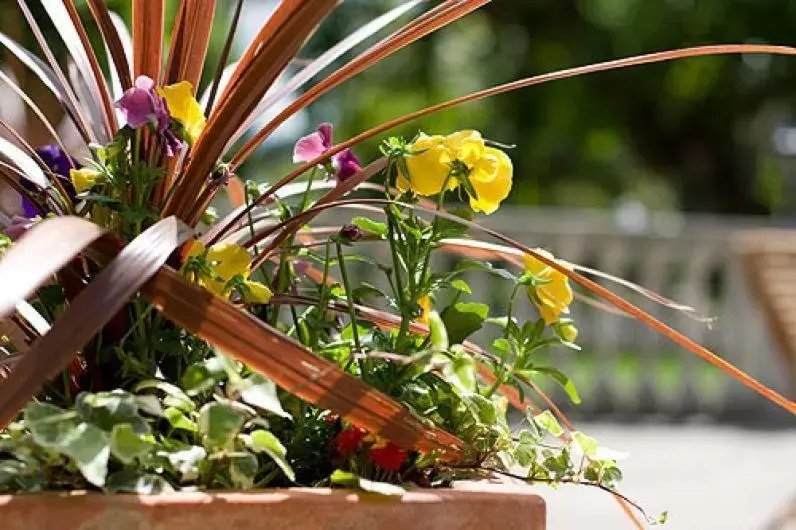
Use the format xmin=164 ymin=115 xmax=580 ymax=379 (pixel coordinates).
xmin=523 ymin=249 xmax=573 ymax=324
xmin=396 ymin=134 xmax=455 ymax=196
xmin=468 ymin=146 xmax=513 ymax=214
xmin=157 ymin=81 xmax=206 ymax=144
xmin=185 ymin=241 xmax=272 ymax=304
xmin=245 ymin=281 xmax=274 ymax=304
xmin=70 ymin=167 xmax=103 ymax=193
xmin=444 ymin=130 xmax=485 ymax=168
xmin=417 ymin=295 xmax=432 ymax=325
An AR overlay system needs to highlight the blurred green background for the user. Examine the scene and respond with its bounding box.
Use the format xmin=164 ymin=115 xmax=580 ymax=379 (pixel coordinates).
xmin=5 ymin=0 xmax=796 ymax=216
xmin=301 ymin=0 xmax=796 ymax=217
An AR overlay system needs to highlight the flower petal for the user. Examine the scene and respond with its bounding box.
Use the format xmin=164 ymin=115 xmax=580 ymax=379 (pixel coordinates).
xmin=293 ymin=131 xmax=328 ymax=163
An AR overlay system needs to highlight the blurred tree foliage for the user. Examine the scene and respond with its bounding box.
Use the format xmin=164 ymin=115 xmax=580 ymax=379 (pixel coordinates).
xmin=5 ymin=0 xmax=796 ymax=215
xmin=303 ymin=0 xmax=796 ymax=215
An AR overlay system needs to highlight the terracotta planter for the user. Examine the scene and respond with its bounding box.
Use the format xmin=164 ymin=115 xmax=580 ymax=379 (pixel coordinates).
xmin=0 ymin=483 xmax=545 ymax=530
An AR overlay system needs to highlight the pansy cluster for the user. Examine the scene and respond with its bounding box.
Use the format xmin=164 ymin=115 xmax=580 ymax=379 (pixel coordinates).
xmin=397 ymin=130 xmax=513 ymax=214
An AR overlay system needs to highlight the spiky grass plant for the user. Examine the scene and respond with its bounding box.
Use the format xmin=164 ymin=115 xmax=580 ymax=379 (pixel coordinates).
xmin=0 ymin=0 xmax=793 ymax=525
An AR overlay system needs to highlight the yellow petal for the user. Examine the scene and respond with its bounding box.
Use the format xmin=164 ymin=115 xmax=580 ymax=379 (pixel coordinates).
xmin=70 ymin=167 xmax=103 ymax=193
xmin=157 ymin=81 xmax=206 ymax=144
xmin=417 ymin=295 xmax=431 ymax=325
xmin=445 ymin=130 xmax=485 ymax=168
xmin=468 ymin=147 xmax=512 ymax=214
xmin=243 ymin=281 xmax=273 ymax=304
xmin=187 ymin=240 xmax=207 ymax=258
xmin=398 ymin=135 xmax=453 ymax=196
xmin=523 ymin=249 xmax=573 ymax=324
xmin=206 ymin=243 xmax=252 ymax=284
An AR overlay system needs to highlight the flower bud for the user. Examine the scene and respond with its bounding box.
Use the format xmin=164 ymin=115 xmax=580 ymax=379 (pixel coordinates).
xmin=554 ymin=319 xmax=578 ymax=343
xmin=339 ymin=224 xmax=364 ymax=242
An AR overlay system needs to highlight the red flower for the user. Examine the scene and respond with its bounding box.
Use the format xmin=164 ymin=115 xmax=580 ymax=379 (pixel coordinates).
xmin=368 ymin=442 xmax=409 ymax=472
xmin=335 ymin=427 xmax=366 ymax=456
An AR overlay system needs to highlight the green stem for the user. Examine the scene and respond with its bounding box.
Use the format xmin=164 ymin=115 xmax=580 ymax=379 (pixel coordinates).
xmin=336 ymin=241 xmax=362 ymax=354
xmin=386 ymin=210 xmax=409 ymax=351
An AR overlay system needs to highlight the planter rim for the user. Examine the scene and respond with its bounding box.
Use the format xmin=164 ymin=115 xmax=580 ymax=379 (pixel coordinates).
xmin=0 ymin=485 xmax=544 ymax=507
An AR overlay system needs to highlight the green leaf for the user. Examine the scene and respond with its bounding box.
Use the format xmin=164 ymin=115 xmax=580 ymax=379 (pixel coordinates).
xmin=76 ymin=390 xmax=149 ymax=434
xmin=134 ymin=395 xmax=163 ymax=417
xmin=62 ymin=423 xmax=111 ymax=487
xmin=450 ymin=279 xmax=471 ymax=294
xmin=426 ymin=310 xmax=449 ymax=350
xmin=105 ymin=470 xmax=174 ymax=494
xmin=532 ymin=410 xmax=565 ymax=438
xmin=239 ymin=374 xmax=291 ymax=419
xmin=351 ymin=283 xmax=385 ymax=300
xmin=352 ymin=216 xmax=387 ymax=236
xmin=165 ymin=446 xmax=206 ymax=482
xmin=110 ymin=424 xmax=153 ymax=464
xmin=330 ymin=470 xmax=406 ymax=496
xmin=453 ymin=260 xmax=516 ymax=282
xmin=198 ymin=403 xmax=245 ymax=450
xmin=134 ymin=380 xmax=195 ymax=412
xmin=533 ymin=366 xmax=581 ymax=405
xmin=164 ymin=407 xmax=198 ymax=432
xmin=180 ymin=364 xmax=216 ymax=396
xmin=227 ymin=452 xmax=259 ymax=489
xmin=25 ymin=403 xmax=79 ymax=447
xmin=467 ymin=394 xmax=498 ymax=424
xmin=245 ymin=430 xmax=295 ymax=482
xmin=441 ymin=302 xmax=489 ymax=344
xmin=572 ymin=431 xmax=598 ymax=457
xmin=22 ymin=406 xmax=111 ymax=485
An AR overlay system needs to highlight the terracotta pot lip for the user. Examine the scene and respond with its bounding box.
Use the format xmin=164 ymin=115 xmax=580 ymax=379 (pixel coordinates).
xmin=0 ymin=486 xmax=544 ymax=507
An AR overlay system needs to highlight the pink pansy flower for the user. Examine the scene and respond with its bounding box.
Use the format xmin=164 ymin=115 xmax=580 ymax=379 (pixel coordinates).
xmin=293 ymin=123 xmax=361 ymax=182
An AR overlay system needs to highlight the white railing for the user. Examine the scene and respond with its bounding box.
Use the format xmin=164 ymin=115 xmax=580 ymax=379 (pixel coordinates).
xmin=323 ymin=207 xmax=794 ymax=420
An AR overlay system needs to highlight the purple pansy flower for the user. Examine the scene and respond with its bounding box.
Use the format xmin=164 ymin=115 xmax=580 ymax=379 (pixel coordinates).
xmin=293 ymin=123 xmax=361 ymax=182
xmin=116 ymin=75 xmax=183 ymax=157
xmin=117 ymin=76 xmax=170 ymax=131
xmin=18 ymin=145 xmax=79 ymax=216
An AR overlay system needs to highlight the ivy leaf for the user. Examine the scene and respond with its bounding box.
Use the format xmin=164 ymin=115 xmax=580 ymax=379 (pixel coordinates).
xmin=198 ymin=403 xmax=245 ymax=450
xmin=227 ymin=452 xmax=259 ymax=489
xmin=110 ymin=424 xmax=153 ymax=464
xmin=351 ymin=217 xmax=387 ymax=237
xmin=572 ymin=431 xmax=598 ymax=458
xmin=532 ymin=410 xmax=565 ymax=438
xmin=76 ymin=390 xmax=149 ymax=434
xmin=105 ymin=470 xmax=174 ymax=494
xmin=25 ymin=403 xmax=110 ymax=486
xmin=163 ymin=407 xmax=198 ymax=432
xmin=245 ymin=429 xmax=295 ymax=482
xmin=180 ymin=364 xmax=216 ymax=396
xmin=330 ymin=470 xmax=406 ymax=496
xmin=240 ymin=374 xmax=292 ymax=419
xmin=63 ymin=423 xmax=111 ymax=487
xmin=441 ymin=302 xmax=489 ymax=344
xmin=134 ymin=395 xmax=163 ymax=417
xmin=165 ymin=446 xmax=206 ymax=482
xmin=25 ymin=403 xmax=79 ymax=447
xmin=134 ymin=380 xmax=195 ymax=412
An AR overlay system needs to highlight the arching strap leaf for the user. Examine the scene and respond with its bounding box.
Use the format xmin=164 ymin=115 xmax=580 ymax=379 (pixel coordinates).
xmin=0 ymin=217 xmax=192 ymax=427
xmin=164 ymin=0 xmax=217 ymax=88
xmin=140 ymin=267 xmax=464 ymax=459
